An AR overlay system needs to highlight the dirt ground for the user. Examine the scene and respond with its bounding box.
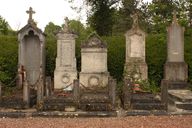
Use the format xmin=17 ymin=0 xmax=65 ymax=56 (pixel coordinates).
xmin=0 ymin=115 xmax=192 ymax=128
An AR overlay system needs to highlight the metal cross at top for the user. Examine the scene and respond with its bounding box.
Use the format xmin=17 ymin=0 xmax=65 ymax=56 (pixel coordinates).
xmin=26 ymin=7 xmax=35 ymax=23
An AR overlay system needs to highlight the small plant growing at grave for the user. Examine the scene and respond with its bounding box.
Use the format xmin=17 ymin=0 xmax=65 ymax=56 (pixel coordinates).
xmin=124 ymin=64 xmax=142 ymax=92
xmin=124 ymin=64 xmax=160 ymax=94
xmin=137 ymin=80 xmax=160 ymax=94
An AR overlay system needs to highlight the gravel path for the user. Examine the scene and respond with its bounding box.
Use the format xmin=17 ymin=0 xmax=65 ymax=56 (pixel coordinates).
xmin=0 ymin=115 xmax=192 ymax=128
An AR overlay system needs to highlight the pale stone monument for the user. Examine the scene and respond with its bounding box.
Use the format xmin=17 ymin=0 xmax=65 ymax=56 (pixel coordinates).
xmin=124 ymin=13 xmax=148 ymax=81
xmin=18 ymin=7 xmax=45 ymax=105
xmin=79 ymin=33 xmax=109 ymax=89
xmin=123 ymin=13 xmax=148 ymax=109
xmin=54 ymin=17 xmax=77 ymax=90
xmin=161 ymin=11 xmax=189 ymax=111
xmin=79 ymin=33 xmax=115 ymax=111
xmin=163 ymin=12 xmax=188 ymax=82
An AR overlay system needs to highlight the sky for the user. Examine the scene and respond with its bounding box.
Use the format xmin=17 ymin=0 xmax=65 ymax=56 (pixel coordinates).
xmin=0 ymin=0 xmax=152 ymax=31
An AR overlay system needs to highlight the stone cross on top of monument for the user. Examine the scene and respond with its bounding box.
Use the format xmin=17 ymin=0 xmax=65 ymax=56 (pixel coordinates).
xmin=26 ymin=7 xmax=35 ymax=24
xmin=131 ymin=12 xmax=139 ymax=29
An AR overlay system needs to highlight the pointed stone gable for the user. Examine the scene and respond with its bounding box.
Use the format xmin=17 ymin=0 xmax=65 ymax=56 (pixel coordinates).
xmin=81 ymin=33 xmax=107 ymax=48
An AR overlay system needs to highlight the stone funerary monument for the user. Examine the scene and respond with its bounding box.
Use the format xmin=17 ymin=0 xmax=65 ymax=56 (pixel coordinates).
xmin=123 ymin=13 xmax=148 ymax=109
xmin=79 ymin=33 xmax=116 ymax=111
xmin=161 ymin=12 xmax=191 ymax=112
xmin=17 ymin=7 xmax=45 ymax=106
xmin=54 ymin=18 xmax=77 ymax=90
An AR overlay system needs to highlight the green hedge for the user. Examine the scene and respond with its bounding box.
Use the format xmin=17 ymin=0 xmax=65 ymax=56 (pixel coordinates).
xmin=1 ymin=33 xmax=192 ymax=86
xmin=0 ymin=35 xmax=18 ymax=85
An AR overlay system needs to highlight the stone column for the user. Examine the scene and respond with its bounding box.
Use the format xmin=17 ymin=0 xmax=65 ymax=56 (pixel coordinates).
xmin=45 ymin=76 xmax=52 ymax=97
xmin=37 ymin=71 xmax=44 ymax=105
xmin=23 ymin=71 xmax=30 ymax=108
xmin=109 ymin=78 xmax=116 ymax=108
xmin=73 ymin=79 xmax=79 ymax=105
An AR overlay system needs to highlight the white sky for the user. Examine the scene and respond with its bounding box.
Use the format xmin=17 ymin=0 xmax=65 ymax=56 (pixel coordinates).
xmin=0 ymin=0 xmax=151 ymax=31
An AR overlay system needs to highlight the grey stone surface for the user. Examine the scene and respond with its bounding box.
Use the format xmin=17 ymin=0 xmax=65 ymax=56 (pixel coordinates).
xmin=167 ymin=13 xmax=184 ymax=62
xmin=45 ymin=77 xmax=52 ymax=97
xmin=168 ymin=90 xmax=192 ymax=102
xmin=54 ymin=18 xmax=77 ymax=90
xmin=164 ymin=62 xmax=188 ymax=81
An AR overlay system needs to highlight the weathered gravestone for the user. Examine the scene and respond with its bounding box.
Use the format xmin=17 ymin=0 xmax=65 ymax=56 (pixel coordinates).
xmin=17 ymin=7 xmax=45 ymax=106
xmin=161 ymin=11 xmax=191 ymax=112
xmin=79 ymin=33 xmax=116 ymax=111
xmin=54 ymin=17 xmax=77 ymax=90
xmin=123 ymin=13 xmax=148 ymax=109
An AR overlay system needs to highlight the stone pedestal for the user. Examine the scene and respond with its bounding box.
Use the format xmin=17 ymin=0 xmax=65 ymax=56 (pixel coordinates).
xmin=164 ymin=62 xmax=188 ymax=81
xmin=79 ymin=33 xmax=115 ymax=111
xmin=54 ymin=21 xmax=77 ymax=90
xmin=124 ymin=61 xmax=148 ymax=80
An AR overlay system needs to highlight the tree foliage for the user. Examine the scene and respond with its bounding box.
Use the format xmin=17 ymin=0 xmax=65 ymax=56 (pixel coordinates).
xmin=44 ymin=22 xmax=61 ymax=38
xmin=0 ymin=16 xmax=9 ymax=35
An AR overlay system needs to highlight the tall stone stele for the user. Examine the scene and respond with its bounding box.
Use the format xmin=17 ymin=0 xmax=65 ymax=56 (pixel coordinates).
xmin=161 ymin=12 xmax=188 ymax=103
xmin=54 ymin=17 xmax=78 ymax=90
xmin=18 ymin=7 xmax=45 ymax=105
xmin=124 ymin=13 xmax=148 ymax=81
xmin=123 ymin=13 xmax=148 ymax=109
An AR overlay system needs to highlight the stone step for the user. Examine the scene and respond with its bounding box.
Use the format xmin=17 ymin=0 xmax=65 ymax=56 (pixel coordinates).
xmin=43 ymin=104 xmax=77 ymax=111
xmin=131 ymin=94 xmax=161 ymax=104
xmin=0 ymin=99 xmax=26 ymax=109
xmin=44 ymin=97 xmax=74 ymax=104
xmin=175 ymin=101 xmax=192 ymax=110
xmin=168 ymin=90 xmax=192 ymax=102
xmin=131 ymin=103 xmax=166 ymax=110
xmin=79 ymin=102 xmax=113 ymax=111
xmin=168 ymin=82 xmax=188 ymax=89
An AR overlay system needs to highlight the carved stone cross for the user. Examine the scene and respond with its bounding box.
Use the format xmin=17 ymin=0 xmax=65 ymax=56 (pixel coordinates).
xmin=26 ymin=7 xmax=35 ymax=23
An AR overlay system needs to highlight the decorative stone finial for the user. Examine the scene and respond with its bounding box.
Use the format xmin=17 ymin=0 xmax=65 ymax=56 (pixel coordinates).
xmin=26 ymin=7 xmax=35 ymax=24
xmin=63 ymin=17 xmax=70 ymax=33
xmin=172 ymin=10 xmax=178 ymax=25
xmin=131 ymin=13 xmax=139 ymax=29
